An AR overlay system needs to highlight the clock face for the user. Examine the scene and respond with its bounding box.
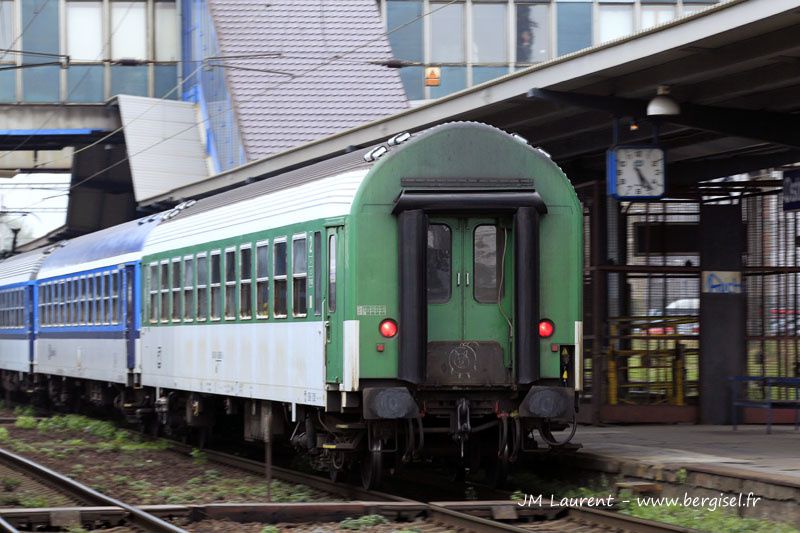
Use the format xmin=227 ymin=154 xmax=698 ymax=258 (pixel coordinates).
xmin=614 ymin=147 xmax=665 ymax=198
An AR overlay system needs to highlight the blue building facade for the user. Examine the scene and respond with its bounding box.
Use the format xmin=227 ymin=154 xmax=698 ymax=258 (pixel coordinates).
xmin=0 ymin=0 xmax=179 ymax=103
xmin=379 ymin=0 xmax=720 ymax=101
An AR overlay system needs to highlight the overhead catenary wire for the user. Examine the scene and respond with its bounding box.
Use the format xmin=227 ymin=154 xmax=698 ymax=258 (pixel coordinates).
xmin=5 ymin=0 xmax=460 ymax=224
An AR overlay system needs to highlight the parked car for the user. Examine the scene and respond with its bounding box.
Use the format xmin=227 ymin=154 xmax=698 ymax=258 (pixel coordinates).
xmin=767 ymin=308 xmax=800 ymax=336
xmin=645 ymin=298 xmax=699 ymax=335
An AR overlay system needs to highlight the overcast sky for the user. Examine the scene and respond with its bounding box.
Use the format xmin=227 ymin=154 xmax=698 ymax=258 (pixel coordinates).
xmin=0 ymin=173 xmax=70 ymax=250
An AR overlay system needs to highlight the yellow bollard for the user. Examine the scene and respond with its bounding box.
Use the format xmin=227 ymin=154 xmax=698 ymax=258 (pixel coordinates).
xmin=672 ymin=344 xmax=685 ymax=406
xmin=607 ymin=356 xmax=618 ymax=405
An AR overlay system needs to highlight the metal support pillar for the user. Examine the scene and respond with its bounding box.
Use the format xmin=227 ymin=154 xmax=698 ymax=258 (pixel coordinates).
xmin=590 ymin=182 xmax=608 ymax=423
xmin=699 ymin=205 xmax=746 ymax=424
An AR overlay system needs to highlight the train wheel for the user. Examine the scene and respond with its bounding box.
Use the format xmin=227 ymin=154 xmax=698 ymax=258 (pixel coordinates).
xmin=196 ymin=427 xmax=210 ymax=449
xmin=487 ymin=444 xmax=509 ymax=488
xmin=360 ymin=441 xmax=383 ymax=490
xmin=138 ymin=418 xmax=160 ymax=438
xmin=329 ymin=451 xmax=347 ymax=482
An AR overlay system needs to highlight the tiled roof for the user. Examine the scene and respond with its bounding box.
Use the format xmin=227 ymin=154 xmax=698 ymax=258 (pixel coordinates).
xmin=208 ymin=0 xmax=409 ymax=161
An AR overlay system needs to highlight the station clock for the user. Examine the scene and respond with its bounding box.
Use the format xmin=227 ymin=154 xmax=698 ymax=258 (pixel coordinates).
xmin=607 ymin=146 xmax=665 ymax=200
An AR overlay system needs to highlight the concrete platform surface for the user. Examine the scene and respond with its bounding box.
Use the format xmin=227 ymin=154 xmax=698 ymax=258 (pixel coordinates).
xmin=576 ymin=424 xmax=800 ymax=483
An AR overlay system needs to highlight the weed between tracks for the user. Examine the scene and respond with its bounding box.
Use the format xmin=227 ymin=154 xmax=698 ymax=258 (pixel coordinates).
xmin=187 ymin=517 xmax=430 ymax=533
xmin=7 ymin=414 xmax=332 ymax=505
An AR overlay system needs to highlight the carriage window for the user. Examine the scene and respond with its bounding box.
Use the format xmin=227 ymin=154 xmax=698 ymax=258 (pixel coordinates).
xmin=224 ymin=249 xmax=236 ymax=320
xmin=313 ymin=232 xmax=322 ymax=315
xmin=1 ymin=292 xmax=7 ymax=327
xmin=210 ymin=252 xmax=222 ymax=320
xmin=38 ymin=286 xmax=45 ymax=326
xmin=149 ymin=263 xmax=159 ymax=323
xmin=183 ymin=258 xmax=194 ymax=321
xmin=197 ymin=254 xmax=208 ymax=321
xmin=85 ymin=277 xmax=92 ymax=325
xmin=160 ymin=262 xmax=169 ymax=322
xmin=172 ymin=259 xmax=181 ymax=321
xmin=21 ymin=289 xmax=26 ymax=327
xmin=82 ymin=278 xmax=88 ymax=325
xmin=50 ymin=284 xmax=56 ymax=326
xmin=97 ymin=273 xmax=105 ymax=325
xmin=292 ymin=237 xmax=308 ymax=317
xmin=474 ymin=225 xmax=505 ymax=303
xmin=49 ymin=284 xmax=54 ymax=326
xmin=40 ymin=285 xmax=45 ymax=326
xmin=427 ymin=224 xmax=452 ymax=304
xmin=58 ymin=284 xmax=64 ymax=326
xmin=274 ymin=240 xmax=287 ymax=317
xmin=256 ymin=242 xmax=269 ymax=318
xmin=240 ymin=246 xmax=252 ymax=319
xmin=62 ymin=281 xmax=69 ymax=325
xmin=328 ymin=235 xmax=336 ymax=312
xmin=110 ymin=272 xmax=119 ymax=324
xmin=77 ymin=278 xmax=83 ymax=325
xmin=102 ymin=273 xmax=111 ymax=324
xmin=86 ymin=277 xmax=92 ymax=325
xmin=94 ymin=272 xmax=105 ymax=324
xmin=67 ymin=280 xmax=75 ymax=325
xmin=101 ymin=274 xmax=107 ymax=325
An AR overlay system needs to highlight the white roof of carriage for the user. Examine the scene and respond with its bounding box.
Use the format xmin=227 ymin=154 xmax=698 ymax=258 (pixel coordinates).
xmin=0 ymin=248 xmax=52 ymax=286
xmin=143 ymin=169 xmax=369 ymax=256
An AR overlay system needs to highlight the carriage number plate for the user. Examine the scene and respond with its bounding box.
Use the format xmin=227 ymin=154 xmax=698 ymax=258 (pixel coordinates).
xmin=357 ymin=305 xmax=387 ymax=316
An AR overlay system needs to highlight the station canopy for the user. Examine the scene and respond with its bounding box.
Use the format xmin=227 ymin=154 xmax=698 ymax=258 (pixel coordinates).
xmin=145 ymin=0 xmax=800 ymax=206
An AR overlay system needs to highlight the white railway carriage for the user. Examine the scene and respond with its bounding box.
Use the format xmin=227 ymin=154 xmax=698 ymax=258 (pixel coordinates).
xmin=136 ymin=169 xmax=365 ymax=408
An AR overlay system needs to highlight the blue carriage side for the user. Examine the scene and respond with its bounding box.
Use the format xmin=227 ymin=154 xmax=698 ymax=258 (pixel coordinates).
xmin=33 ymin=217 xmax=161 ymax=390
xmin=0 ymin=248 xmax=50 ymax=393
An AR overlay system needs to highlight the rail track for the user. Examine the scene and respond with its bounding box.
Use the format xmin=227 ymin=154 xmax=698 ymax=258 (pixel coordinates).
xmin=165 ymin=442 xmax=695 ymax=532
xmin=0 ymin=446 xmax=184 ymax=533
xmin=0 ymin=412 xmax=696 ymax=532
xmin=0 ymin=501 xmax=697 ymax=532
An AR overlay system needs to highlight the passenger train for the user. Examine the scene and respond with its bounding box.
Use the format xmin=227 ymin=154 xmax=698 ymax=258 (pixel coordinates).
xmin=0 ymin=122 xmax=582 ymax=488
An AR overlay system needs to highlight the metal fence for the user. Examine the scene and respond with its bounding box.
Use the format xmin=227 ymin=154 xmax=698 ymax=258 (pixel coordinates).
xmin=742 ymin=181 xmax=800 ymax=400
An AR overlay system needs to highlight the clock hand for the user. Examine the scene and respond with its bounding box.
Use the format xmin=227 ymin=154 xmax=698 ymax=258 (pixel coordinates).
xmin=635 ymin=167 xmax=653 ymax=190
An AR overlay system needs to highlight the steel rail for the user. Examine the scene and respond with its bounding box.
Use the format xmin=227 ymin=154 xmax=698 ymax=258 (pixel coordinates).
xmin=0 ymin=515 xmax=19 ymax=533
xmin=428 ymin=504 xmax=535 ymax=533
xmin=168 ymin=442 xmax=411 ymax=502
xmin=0 ymin=446 xmax=186 ymax=533
xmin=567 ymin=507 xmax=697 ymax=532
xmin=167 ymin=445 xmax=695 ymax=532
xmin=0 ymin=502 xmax=699 ymax=533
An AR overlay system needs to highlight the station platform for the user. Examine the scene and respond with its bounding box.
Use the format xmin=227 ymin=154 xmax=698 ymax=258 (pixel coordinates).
xmin=559 ymin=424 xmax=800 ymax=522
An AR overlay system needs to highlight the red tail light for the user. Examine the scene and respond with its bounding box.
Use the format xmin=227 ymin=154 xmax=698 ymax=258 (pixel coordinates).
xmin=379 ymin=319 xmax=398 ymax=338
xmin=538 ymin=319 xmax=555 ymax=338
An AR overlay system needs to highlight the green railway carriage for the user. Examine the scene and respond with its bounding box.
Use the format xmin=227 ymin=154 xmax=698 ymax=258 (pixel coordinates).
xmin=138 ymin=122 xmax=582 ymax=488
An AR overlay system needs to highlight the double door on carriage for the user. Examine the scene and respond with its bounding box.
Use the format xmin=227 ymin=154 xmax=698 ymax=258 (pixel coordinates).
xmin=425 ymin=217 xmax=513 ymax=386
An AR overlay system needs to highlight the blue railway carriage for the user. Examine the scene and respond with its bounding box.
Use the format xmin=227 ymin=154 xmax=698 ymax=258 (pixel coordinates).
xmin=0 ymin=248 xmax=49 ymax=394
xmin=26 ymin=218 xmax=160 ymax=407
